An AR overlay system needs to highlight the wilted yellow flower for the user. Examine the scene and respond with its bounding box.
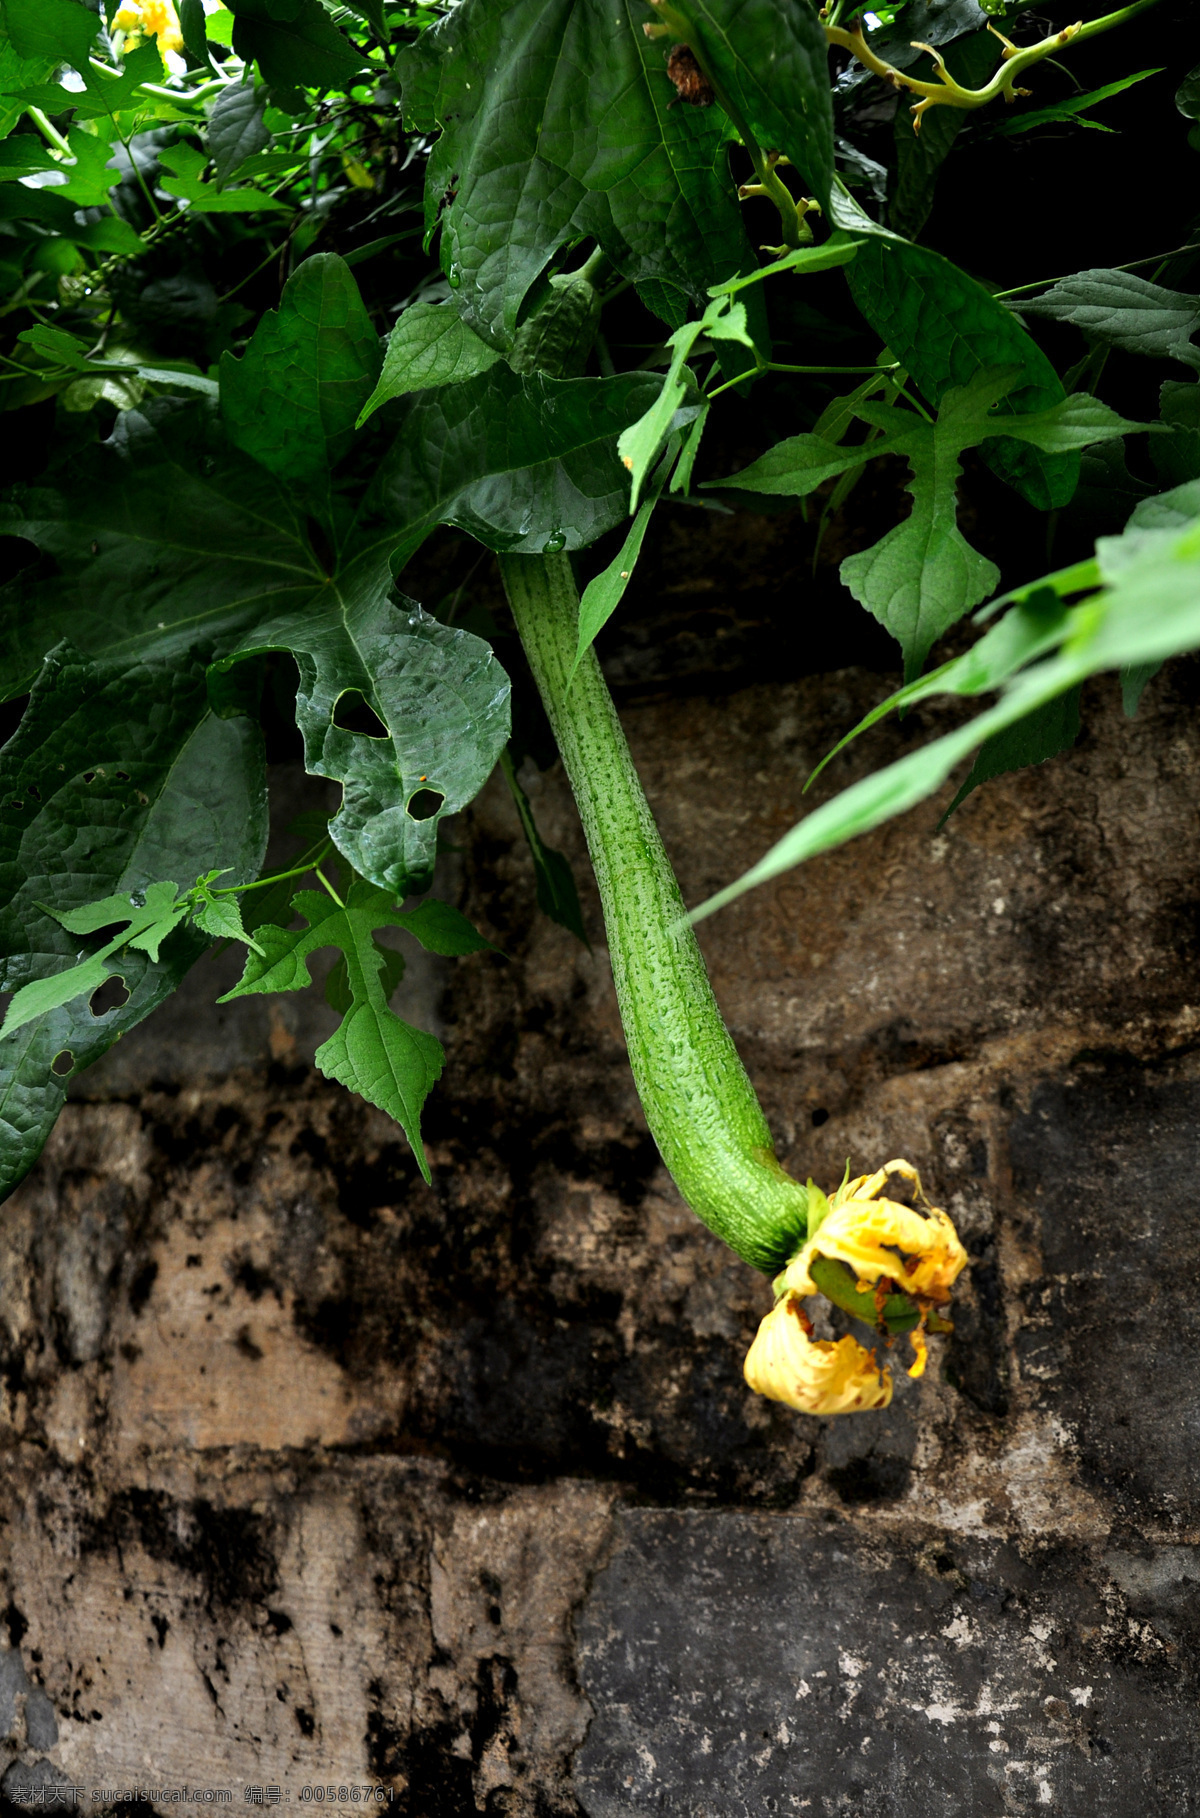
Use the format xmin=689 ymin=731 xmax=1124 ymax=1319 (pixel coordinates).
xmin=744 ymin=1294 xmax=892 ymax=1415
xmin=779 ymin=1160 xmax=968 ymax=1307
xmin=744 ymin=1159 xmax=967 ymax=1415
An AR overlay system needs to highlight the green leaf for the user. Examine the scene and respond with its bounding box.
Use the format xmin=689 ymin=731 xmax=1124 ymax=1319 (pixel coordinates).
xmin=721 ymin=370 xmax=1142 ymax=676
xmin=1019 ymin=269 xmax=1200 ymax=371
xmin=0 ymin=645 xmax=267 ymax=1199
xmin=1152 ymin=380 xmax=1200 ymax=488
xmin=391 ymin=898 xmax=496 ymax=957
xmin=356 ymin=303 xmax=501 ymax=426
xmin=16 ymin=324 xmax=94 ymax=370
xmin=224 ymin=0 xmax=370 ymax=94
xmin=842 ymin=217 xmax=1080 ymax=508
xmin=365 ymin=365 xmax=665 ymax=567
xmin=939 ymin=685 xmax=1082 ymax=821
xmin=2 ymin=366 xmax=655 ymax=887
xmin=0 ymin=36 xmax=57 ymax=139
xmin=991 ymin=68 xmax=1162 ymax=137
xmin=396 ymin=0 xmax=758 ymax=344
xmin=12 ymin=39 xmax=167 ymax=124
xmin=688 ymin=499 xmax=1200 ymax=924
xmin=325 ymin=940 xmax=403 ymax=1015
xmin=214 ymin=593 xmax=510 ymax=897
xmin=188 ymin=879 xmax=265 ymax=951
xmin=177 ymin=0 xmax=214 ymax=70
xmin=158 ymin=138 xmax=291 ymax=212
xmin=0 ymin=138 xmax=57 ymax=180
xmin=572 ymin=491 xmax=660 ymax=680
xmin=223 ymin=881 xmax=445 ymax=1175
xmin=220 ymin=253 xmax=382 ymax=493
xmin=500 ymin=750 xmax=589 ymax=947
xmin=54 ymin=126 xmax=122 ymax=208
xmin=616 ymin=292 xmax=745 ymax=510
xmin=660 ymin=0 xmax=834 ymax=209
xmin=0 ymin=0 xmax=98 ymax=70
xmin=207 ymin=77 xmax=271 ymax=185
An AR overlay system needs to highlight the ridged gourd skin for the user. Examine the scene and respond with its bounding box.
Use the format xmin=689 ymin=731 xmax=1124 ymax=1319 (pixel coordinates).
xmin=500 ymin=550 xmax=811 ymax=1276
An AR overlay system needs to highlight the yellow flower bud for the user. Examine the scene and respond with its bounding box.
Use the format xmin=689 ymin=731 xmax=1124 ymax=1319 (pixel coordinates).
xmin=112 ymin=3 xmax=142 ymax=29
xmin=744 ymin=1294 xmax=892 ymax=1415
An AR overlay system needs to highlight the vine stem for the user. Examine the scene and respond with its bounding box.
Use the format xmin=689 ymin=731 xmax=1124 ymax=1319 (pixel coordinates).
xmin=499 ymin=548 xmax=811 ymax=1276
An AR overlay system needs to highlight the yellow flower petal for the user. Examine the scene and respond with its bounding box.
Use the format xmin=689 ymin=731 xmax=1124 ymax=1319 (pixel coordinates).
xmin=113 ymin=3 xmax=142 ymax=28
xmin=780 ymin=1161 xmax=967 ymax=1306
xmin=744 ymin=1295 xmax=892 ymax=1415
xmin=140 ymin=0 xmax=183 ymax=49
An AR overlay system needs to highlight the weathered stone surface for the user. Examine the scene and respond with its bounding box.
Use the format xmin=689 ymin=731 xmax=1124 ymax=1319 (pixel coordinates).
xmin=576 ymin=1510 xmax=1197 ymax=1816
xmin=0 ymin=651 xmax=1198 ymax=1812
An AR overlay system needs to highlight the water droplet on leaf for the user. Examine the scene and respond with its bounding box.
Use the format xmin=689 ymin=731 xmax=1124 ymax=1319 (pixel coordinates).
xmin=543 ymin=530 xmax=566 ymax=553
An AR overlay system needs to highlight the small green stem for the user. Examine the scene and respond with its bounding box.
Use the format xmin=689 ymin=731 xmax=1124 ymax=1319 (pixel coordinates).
xmin=708 ymin=361 xmax=896 ymax=401
xmin=213 ymin=852 xmax=331 ymax=896
xmin=500 ymin=550 xmax=810 ymax=1275
xmin=1073 ymin=0 xmax=1165 ymax=43
xmin=315 ymin=867 xmax=344 ymax=908
xmin=26 ymin=107 xmax=71 ymax=156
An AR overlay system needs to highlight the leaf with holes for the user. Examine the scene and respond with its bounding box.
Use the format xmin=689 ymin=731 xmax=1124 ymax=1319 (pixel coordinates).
xmin=213 ymin=592 xmax=510 ymax=896
xmin=396 ymin=0 xmax=758 ymax=343
xmin=2 ymin=329 xmax=658 ymax=896
xmin=221 ymin=881 xmax=469 ymax=1176
xmin=0 ymin=643 xmax=267 ymax=1202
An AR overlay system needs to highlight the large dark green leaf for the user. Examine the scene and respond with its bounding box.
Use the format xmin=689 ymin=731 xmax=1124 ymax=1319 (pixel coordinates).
xmin=363 ymin=364 xmax=662 ymax=567
xmin=0 ymin=401 xmax=325 ymax=699
xmin=396 ymin=0 xmax=757 ymax=342
xmin=224 ymin=0 xmax=369 ymax=93
xmin=2 ymin=354 xmax=653 ymax=890
xmin=661 ymin=0 xmax=834 ymax=209
xmin=0 ymin=362 xmax=653 ymax=698
xmin=0 ymin=0 xmax=97 ymax=71
xmin=841 ymin=218 xmax=1079 ymax=509
xmin=0 ymin=645 xmax=266 ymax=1200
xmin=220 ymin=253 xmax=383 ymax=495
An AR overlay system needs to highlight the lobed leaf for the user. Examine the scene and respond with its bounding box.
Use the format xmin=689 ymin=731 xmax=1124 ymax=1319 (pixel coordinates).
xmin=222 ymin=880 xmax=491 ymax=1174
